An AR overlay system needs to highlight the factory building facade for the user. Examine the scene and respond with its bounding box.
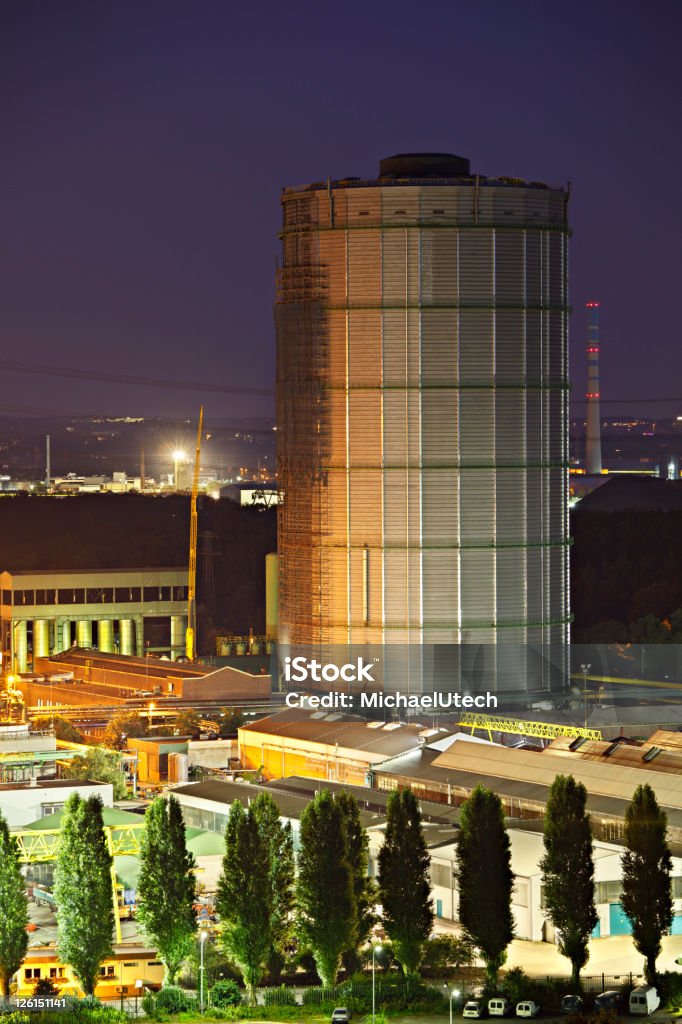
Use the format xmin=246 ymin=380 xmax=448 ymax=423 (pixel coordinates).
xmin=1 ymin=568 xmax=188 ymax=672
xmin=275 ymin=152 xmax=570 ymax=690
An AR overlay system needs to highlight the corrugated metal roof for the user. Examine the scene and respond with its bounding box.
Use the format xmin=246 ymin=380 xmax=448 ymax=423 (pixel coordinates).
xmin=266 ymin=776 xmax=461 ymax=825
xmin=239 ymin=709 xmax=445 ymax=758
xmin=432 ymin=743 xmax=682 ymax=809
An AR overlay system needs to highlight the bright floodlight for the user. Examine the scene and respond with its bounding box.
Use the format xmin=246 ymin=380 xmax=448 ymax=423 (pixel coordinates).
xmin=172 ymin=449 xmax=187 ymax=462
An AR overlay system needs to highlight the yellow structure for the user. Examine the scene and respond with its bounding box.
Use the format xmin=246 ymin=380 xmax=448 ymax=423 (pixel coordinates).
xmin=14 ymin=944 xmax=163 ymax=999
xmin=14 ymin=822 xmax=144 ymax=943
xmin=186 ymin=406 xmax=203 ymax=661
xmin=457 ymin=712 xmax=603 ymax=742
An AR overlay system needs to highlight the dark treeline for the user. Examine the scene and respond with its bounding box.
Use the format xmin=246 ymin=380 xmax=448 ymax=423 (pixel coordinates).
xmin=571 ymin=508 xmax=682 ymax=641
xmin=0 ymin=494 xmax=276 ymax=641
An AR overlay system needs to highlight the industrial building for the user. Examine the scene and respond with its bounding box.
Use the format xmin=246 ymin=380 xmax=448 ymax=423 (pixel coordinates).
xmin=275 ymin=152 xmax=570 ymax=690
xmin=28 ymin=647 xmax=270 ymax=703
xmin=237 ymin=707 xmax=453 ymax=784
xmin=370 ymin=731 xmax=682 ymax=844
xmin=1 ymin=567 xmax=189 ymax=672
xmin=0 ymin=778 xmax=113 ymax=828
xmin=14 ymin=944 xmax=164 ymax=1000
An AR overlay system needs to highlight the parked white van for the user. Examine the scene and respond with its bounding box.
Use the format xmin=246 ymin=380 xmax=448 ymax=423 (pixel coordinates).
xmin=629 ymin=986 xmax=660 ymax=1016
xmin=488 ymin=998 xmax=512 ymax=1017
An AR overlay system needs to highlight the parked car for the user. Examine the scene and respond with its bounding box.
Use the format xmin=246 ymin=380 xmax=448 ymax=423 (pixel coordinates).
xmin=331 ymin=1010 xmax=352 ymax=1024
xmin=463 ymin=1001 xmax=487 ymax=1019
xmin=488 ymin=998 xmax=513 ymax=1017
xmin=594 ymin=991 xmax=621 ymax=1012
xmin=560 ymin=995 xmax=583 ymax=1014
xmin=629 ymin=986 xmax=660 ymax=1016
xmin=516 ymin=1002 xmax=541 ymax=1018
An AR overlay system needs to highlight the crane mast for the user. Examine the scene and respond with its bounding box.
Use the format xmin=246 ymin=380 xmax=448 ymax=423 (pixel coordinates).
xmin=185 ymin=406 xmax=204 ymax=660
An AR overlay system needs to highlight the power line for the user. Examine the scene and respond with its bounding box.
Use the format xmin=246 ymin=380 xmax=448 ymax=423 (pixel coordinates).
xmin=0 ymin=359 xmax=274 ymax=397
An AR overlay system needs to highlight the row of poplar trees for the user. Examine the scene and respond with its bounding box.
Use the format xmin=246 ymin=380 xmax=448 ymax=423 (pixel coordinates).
xmin=458 ymin=777 xmax=673 ymax=988
xmin=0 ymin=787 xmax=436 ymax=1002
xmin=0 ymin=793 xmax=197 ymax=999
xmin=215 ymin=787 xmax=434 ymax=999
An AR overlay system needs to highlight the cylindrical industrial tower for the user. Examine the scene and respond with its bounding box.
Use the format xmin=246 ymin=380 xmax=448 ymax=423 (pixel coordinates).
xmin=275 ymin=153 xmax=570 ymax=689
xmin=585 ymin=301 xmax=602 ymax=475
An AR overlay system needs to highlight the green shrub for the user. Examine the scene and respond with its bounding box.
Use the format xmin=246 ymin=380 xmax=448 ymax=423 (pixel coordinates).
xmin=144 ymin=985 xmax=196 ymax=1016
xmin=210 ymin=979 xmax=243 ymax=1008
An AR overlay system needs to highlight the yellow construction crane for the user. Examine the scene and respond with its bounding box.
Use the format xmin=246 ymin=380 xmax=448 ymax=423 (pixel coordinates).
xmin=186 ymin=406 xmax=204 ymax=661
xmin=457 ymin=712 xmax=603 ymax=742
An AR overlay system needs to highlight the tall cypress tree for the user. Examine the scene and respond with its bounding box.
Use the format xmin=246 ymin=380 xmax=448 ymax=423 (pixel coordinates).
xmin=296 ymin=789 xmax=355 ymax=987
xmin=250 ymin=793 xmax=295 ymax=982
xmin=0 ymin=809 xmax=29 ymax=999
xmin=136 ymin=795 xmax=197 ymax=984
xmin=54 ymin=794 xmax=114 ymax=996
xmin=337 ymin=791 xmax=376 ymax=971
xmin=216 ymin=801 xmax=272 ymax=1001
xmin=621 ymin=784 xmax=673 ymax=983
xmin=540 ymin=775 xmax=597 ymax=987
xmin=457 ymin=785 xmax=514 ymax=987
xmin=378 ymin=788 xmax=433 ymax=975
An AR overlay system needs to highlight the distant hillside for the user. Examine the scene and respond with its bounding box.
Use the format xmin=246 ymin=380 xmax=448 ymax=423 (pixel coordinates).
xmin=0 ymin=493 xmax=276 ymax=640
xmin=577 ymin=474 xmax=682 ymax=511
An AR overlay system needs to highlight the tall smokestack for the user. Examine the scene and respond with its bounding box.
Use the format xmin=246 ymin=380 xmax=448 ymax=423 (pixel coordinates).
xmin=585 ymin=301 xmax=602 ymax=475
xmin=45 ymin=434 xmax=51 ymax=489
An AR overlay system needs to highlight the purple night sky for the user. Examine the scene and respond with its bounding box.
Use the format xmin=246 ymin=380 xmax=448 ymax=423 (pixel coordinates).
xmin=2 ymin=0 xmax=681 ymax=420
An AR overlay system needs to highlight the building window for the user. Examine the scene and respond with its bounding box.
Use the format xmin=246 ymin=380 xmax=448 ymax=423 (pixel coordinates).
xmin=673 ymin=877 xmax=682 ymax=898
xmin=160 ymin=586 xmax=171 ymax=600
xmin=143 ymin=586 xmax=159 ymax=601
xmin=73 ymin=589 xmax=85 ymax=603
xmin=17 ymin=590 xmax=35 ymax=606
xmin=2 ymin=590 xmax=11 ymax=605
xmin=58 ymin=589 xmax=74 ymax=604
xmin=25 ymin=969 xmax=41 ymax=980
xmin=596 ymin=880 xmax=623 ymax=904
xmin=41 ymin=803 xmax=65 ymax=817
xmin=430 ymin=863 xmax=452 ymax=888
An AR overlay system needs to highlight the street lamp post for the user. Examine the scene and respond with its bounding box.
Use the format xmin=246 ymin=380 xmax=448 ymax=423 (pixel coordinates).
xmin=372 ymin=944 xmax=382 ymax=1024
xmin=443 ymin=985 xmax=461 ymax=1024
xmin=172 ymin=449 xmax=186 ymax=491
xmin=200 ymin=929 xmax=208 ymax=1013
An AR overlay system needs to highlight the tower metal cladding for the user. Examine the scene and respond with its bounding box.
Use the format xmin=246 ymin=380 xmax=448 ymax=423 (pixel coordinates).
xmin=585 ymin=301 xmax=603 ymax=475
xmin=275 ymin=153 xmax=571 ymax=690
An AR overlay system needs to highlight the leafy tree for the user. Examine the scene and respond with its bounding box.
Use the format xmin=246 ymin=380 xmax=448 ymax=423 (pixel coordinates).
xmin=250 ymin=792 xmax=295 ymax=981
xmin=216 ymin=708 xmax=245 ymax=738
xmin=216 ymin=801 xmax=271 ymax=1001
xmin=419 ymin=934 xmax=475 ymax=977
xmin=174 ymin=709 xmax=202 ymax=737
xmin=296 ymin=789 xmax=354 ymax=987
xmin=378 ymin=788 xmax=433 ymax=975
xmin=621 ymin=784 xmax=673 ymax=983
xmin=457 ymin=785 xmax=514 ymax=987
xmin=0 ymin=809 xmax=29 ymax=999
xmin=62 ymin=748 xmax=127 ymax=798
xmin=540 ymin=775 xmax=597 ymax=987
xmin=53 ymin=794 xmax=114 ymax=995
xmin=33 ymin=715 xmax=84 ymax=743
xmin=102 ymin=712 xmax=148 ymax=749
xmin=336 ymin=791 xmax=376 ymax=971
xmin=136 ymin=795 xmax=197 ymax=983
xmin=209 ymin=978 xmax=243 ymax=1007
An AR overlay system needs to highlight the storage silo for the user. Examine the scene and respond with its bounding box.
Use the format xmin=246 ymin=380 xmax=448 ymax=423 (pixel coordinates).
xmin=275 ymin=153 xmax=570 ymax=690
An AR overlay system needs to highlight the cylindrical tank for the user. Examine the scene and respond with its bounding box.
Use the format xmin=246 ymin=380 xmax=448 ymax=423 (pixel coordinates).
xmin=76 ymin=620 xmax=92 ymax=648
xmin=13 ymin=620 xmax=28 ymax=674
xmin=265 ymin=552 xmax=279 ymax=641
xmin=98 ymin=619 xmax=114 ymax=653
xmin=235 ymin=640 xmax=247 ymax=656
xmin=219 ymin=640 xmax=232 ymax=656
xmin=276 ymin=153 xmax=570 ymax=690
xmin=251 ymin=640 xmax=261 ymax=656
xmin=168 ymin=752 xmax=189 ymax=784
xmin=61 ymin=620 xmax=72 ymax=652
xmin=170 ymin=615 xmax=186 ymax=661
xmin=33 ymin=620 xmax=50 ymax=659
xmin=119 ymin=618 xmax=135 ymax=656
